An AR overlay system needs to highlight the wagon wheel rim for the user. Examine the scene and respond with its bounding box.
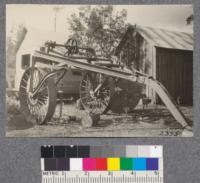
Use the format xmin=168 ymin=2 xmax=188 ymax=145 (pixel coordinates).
xmin=20 ymin=69 xmax=51 ymax=123
xmin=80 ymin=73 xmax=111 ymax=114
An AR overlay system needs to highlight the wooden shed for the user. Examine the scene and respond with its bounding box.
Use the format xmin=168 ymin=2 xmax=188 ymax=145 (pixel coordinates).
xmin=115 ymin=25 xmax=193 ymax=105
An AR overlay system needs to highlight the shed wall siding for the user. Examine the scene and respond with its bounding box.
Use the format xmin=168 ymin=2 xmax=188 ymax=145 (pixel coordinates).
xmin=156 ymin=47 xmax=193 ymax=105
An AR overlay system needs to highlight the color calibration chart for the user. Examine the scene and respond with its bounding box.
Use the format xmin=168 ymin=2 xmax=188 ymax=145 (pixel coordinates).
xmin=41 ymin=145 xmax=163 ymax=183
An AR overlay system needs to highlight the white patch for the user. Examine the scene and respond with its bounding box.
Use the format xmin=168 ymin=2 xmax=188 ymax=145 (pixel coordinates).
xmin=41 ymin=158 xmax=44 ymax=171
xmin=138 ymin=145 xmax=151 ymax=157
xmin=70 ymin=158 xmax=83 ymax=170
xmin=150 ymin=146 xmax=163 ymax=157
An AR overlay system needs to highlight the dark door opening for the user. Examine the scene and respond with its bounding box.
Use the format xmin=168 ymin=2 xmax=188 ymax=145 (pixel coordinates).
xmin=156 ymin=47 xmax=193 ymax=105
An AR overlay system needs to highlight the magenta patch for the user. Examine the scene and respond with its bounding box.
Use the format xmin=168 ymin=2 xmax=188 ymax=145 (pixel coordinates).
xmin=83 ymin=158 xmax=96 ymax=170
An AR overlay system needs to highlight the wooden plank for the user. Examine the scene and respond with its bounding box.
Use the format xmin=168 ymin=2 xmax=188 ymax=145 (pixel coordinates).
xmin=148 ymin=79 xmax=189 ymax=127
xmin=151 ymin=46 xmax=157 ymax=103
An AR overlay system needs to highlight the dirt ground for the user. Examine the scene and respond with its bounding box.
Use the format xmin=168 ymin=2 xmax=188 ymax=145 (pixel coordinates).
xmin=6 ymin=102 xmax=193 ymax=137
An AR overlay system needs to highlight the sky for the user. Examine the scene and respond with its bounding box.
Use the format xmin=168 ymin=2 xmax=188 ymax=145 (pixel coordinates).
xmin=6 ymin=4 xmax=193 ymax=37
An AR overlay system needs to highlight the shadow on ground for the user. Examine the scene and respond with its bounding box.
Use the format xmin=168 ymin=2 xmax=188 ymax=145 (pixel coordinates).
xmin=6 ymin=104 xmax=193 ymax=137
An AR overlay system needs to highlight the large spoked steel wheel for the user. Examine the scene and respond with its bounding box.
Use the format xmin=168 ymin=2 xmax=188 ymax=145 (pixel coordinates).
xmin=80 ymin=72 xmax=112 ymax=114
xmin=19 ymin=68 xmax=57 ymax=125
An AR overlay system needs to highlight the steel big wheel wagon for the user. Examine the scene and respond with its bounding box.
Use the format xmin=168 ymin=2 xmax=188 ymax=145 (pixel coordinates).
xmin=19 ymin=38 xmax=190 ymax=129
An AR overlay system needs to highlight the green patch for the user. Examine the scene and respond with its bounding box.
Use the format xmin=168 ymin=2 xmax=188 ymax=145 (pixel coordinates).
xmin=120 ymin=158 xmax=133 ymax=170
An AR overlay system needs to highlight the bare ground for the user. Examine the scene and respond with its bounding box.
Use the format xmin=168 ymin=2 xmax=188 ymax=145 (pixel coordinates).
xmin=6 ymin=102 xmax=193 ymax=137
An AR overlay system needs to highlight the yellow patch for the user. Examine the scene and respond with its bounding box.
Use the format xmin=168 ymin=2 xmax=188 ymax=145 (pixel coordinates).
xmin=107 ymin=158 xmax=120 ymax=171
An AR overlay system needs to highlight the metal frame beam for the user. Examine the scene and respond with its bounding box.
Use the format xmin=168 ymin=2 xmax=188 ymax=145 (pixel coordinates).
xmin=32 ymin=50 xmax=189 ymax=128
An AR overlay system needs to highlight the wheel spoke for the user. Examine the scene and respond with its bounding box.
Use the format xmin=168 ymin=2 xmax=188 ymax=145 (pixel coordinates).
xmin=37 ymin=95 xmax=48 ymax=101
xmin=20 ymin=85 xmax=27 ymax=90
xmin=39 ymin=85 xmax=48 ymax=92
xmin=24 ymin=73 xmax=30 ymax=79
xmin=22 ymin=78 xmax=28 ymax=85
xmin=80 ymin=95 xmax=91 ymax=101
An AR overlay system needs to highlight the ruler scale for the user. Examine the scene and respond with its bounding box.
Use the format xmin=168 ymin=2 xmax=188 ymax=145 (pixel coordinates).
xmin=41 ymin=145 xmax=163 ymax=183
xmin=42 ymin=171 xmax=163 ymax=183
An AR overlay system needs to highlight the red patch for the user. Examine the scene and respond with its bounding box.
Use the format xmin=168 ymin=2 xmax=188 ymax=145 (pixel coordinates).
xmin=95 ymin=158 xmax=107 ymax=170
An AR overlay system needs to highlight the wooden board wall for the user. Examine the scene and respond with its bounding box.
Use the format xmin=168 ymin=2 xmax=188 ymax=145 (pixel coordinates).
xmin=156 ymin=47 xmax=193 ymax=105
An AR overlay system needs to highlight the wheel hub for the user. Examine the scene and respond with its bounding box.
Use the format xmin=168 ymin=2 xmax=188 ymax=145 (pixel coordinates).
xmin=28 ymin=92 xmax=38 ymax=105
xmin=89 ymin=90 xmax=95 ymax=98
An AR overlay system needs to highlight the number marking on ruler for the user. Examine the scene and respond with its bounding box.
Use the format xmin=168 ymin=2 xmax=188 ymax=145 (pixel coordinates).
xmin=42 ymin=171 xmax=163 ymax=183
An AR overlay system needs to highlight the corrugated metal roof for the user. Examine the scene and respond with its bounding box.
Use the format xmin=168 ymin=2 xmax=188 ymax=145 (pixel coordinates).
xmin=136 ymin=25 xmax=193 ymax=51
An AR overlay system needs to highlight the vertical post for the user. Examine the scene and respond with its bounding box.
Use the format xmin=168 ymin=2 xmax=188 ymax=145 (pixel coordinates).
xmin=58 ymin=90 xmax=64 ymax=120
xmin=29 ymin=56 xmax=35 ymax=92
xmin=151 ymin=46 xmax=157 ymax=104
xmin=53 ymin=6 xmax=64 ymax=32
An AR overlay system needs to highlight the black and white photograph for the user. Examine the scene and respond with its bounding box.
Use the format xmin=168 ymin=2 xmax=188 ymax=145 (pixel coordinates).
xmin=6 ymin=4 xmax=193 ymax=137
